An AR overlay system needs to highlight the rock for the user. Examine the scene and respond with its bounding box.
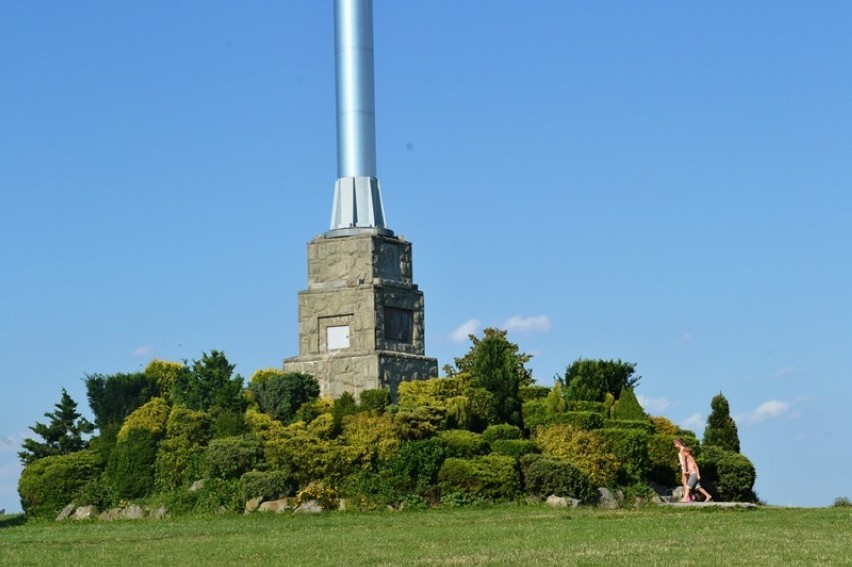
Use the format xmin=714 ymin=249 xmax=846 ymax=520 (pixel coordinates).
xmin=337 ymin=498 xmax=348 ymax=511
xmin=672 ymin=486 xmax=686 ymax=502
xmin=56 ymin=504 xmax=76 ymax=521
xmin=258 ymin=498 xmax=291 ymax=513
xmin=546 ymin=495 xmax=568 ymax=508
xmin=124 ymin=504 xmax=145 ymax=519
xmin=597 ymin=488 xmax=619 ymax=509
xmin=71 ymin=505 xmax=98 ymax=520
xmin=188 ymin=480 xmax=205 ymax=492
xmin=293 ymin=499 xmax=323 ymax=514
xmin=148 ymin=505 xmax=169 ymax=520
xmin=99 ymin=508 xmax=124 ymax=522
xmin=245 ymin=497 xmax=263 ymax=514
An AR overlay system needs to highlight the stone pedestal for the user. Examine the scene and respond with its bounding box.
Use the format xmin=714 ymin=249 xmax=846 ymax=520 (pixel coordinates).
xmin=284 ymin=230 xmax=437 ymax=400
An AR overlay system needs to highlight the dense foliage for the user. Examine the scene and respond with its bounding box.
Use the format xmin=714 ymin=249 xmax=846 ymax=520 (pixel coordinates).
xmin=17 ymin=344 xmax=759 ymax=518
xmin=703 ymin=392 xmax=741 ymax=452
xmin=18 ymin=389 xmax=94 ymax=465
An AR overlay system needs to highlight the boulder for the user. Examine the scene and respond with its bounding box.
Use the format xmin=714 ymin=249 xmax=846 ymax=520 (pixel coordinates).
xmin=293 ymin=499 xmax=323 ymax=514
xmin=124 ymin=504 xmax=145 ymax=519
xmin=597 ymin=488 xmax=619 ymax=509
xmin=99 ymin=508 xmax=125 ymax=522
xmin=245 ymin=497 xmax=263 ymax=514
xmin=56 ymin=504 xmax=76 ymax=521
xmin=258 ymin=499 xmax=291 ymax=513
xmin=71 ymin=505 xmax=98 ymax=520
xmin=188 ymin=480 xmax=205 ymax=493
xmin=148 ymin=505 xmax=169 ymax=520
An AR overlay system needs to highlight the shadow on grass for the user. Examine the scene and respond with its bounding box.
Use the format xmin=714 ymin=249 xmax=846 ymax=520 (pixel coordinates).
xmin=0 ymin=514 xmax=27 ymax=529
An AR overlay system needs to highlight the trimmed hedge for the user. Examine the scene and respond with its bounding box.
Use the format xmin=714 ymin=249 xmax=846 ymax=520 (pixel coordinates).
xmin=106 ymin=427 xmax=159 ymax=499
xmin=438 ymin=455 xmax=521 ymax=500
xmin=206 ymin=434 xmax=262 ymax=480
xmin=520 ymin=454 xmax=596 ymax=503
xmin=239 ymin=469 xmax=295 ymax=502
xmin=593 ymin=428 xmax=651 ymax=485
xmin=698 ymin=446 xmax=757 ymax=502
xmin=481 ymin=424 xmax=522 ymax=443
xmin=490 ymin=439 xmax=539 ymax=459
xmin=18 ymin=450 xmax=103 ymax=518
xmin=439 ymin=429 xmax=490 ymax=458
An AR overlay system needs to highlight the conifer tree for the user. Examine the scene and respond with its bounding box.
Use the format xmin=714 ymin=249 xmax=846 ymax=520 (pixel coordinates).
xmin=18 ymin=389 xmax=94 ymax=465
xmin=612 ymin=386 xmax=648 ymax=421
xmin=703 ymin=392 xmax=741 ymax=452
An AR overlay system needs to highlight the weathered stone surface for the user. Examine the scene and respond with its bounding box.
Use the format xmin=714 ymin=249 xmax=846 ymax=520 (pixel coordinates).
xmin=284 ymin=232 xmax=437 ymax=401
xmin=597 ymin=488 xmax=619 ymax=509
xmin=148 ymin=505 xmax=169 ymax=519
xmin=99 ymin=508 xmax=124 ymax=521
xmin=258 ymin=499 xmax=291 ymax=513
xmin=56 ymin=504 xmax=76 ymax=521
xmin=71 ymin=505 xmax=98 ymax=520
xmin=124 ymin=504 xmax=145 ymax=519
xmin=188 ymin=480 xmax=204 ymax=492
xmin=245 ymin=497 xmax=263 ymax=514
xmin=293 ymin=499 xmax=323 ymax=514
xmin=545 ymin=495 xmax=580 ymax=508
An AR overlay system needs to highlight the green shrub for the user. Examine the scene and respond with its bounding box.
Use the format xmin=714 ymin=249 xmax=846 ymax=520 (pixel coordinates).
xmin=438 ymin=455 xmax=521 ymax=501
xmin=159 ymin=477 xmax=241 ymax=515
xmin=594 ymin=428 xmax=651 ymax=485
xmin=358 ymin=389 xmax=391 ymax=413
xmin=698 ymin=446 xmax=757 ymax=502
xmin=567 ymin=400 xmax=607 ymax=413
xmin=490 ymin=439 xmax=539 ymax=459
xmin=832 ymin=496 xmax=851 ymax=508
xmin=647 ymin=434 xmax=682 ymax=486
xmin=210 ymin=408 xmax=249 ymax=439
xmin=520 ymin=454 xmax=596 ymax=503
xmin=561 ymin=411 xmax=605 ymax=430
xmin=105 ymin=427 xmax=159 ymax=500
xmin=439 ymin=430 xmax=490 ymax=458
xmin=518 ymin=385 xmax=550 ymax=401
xmin=394 ymin=406 xmax=445 ymax=440
xmin=85 ymin=371 xmax=161 ymax=430
xmin=248 ymin=370 xmax=320 ymax=423
xmin=239 ymin=470 xmax=295 ymax=502
xmin=604 ymin=419 xmax=654 ymax=433
xmin=18 ymin=450 xmax=103 ymax=518
xmin=481 ymin=424 xmax=522 ymax=443
xmin=521 ymin=399 xmax=550 ymax=433
xmin=612 ymin=387 xmax=647 ymax=420
xmin=206 ymin=434 xmax=262 ymax=480
xmin=154 ymin=407 xmax=213 ymax=491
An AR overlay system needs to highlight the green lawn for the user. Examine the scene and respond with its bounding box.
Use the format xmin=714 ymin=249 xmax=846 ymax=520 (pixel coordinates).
xmin=1 ymin=505 xmax=850 ymax=566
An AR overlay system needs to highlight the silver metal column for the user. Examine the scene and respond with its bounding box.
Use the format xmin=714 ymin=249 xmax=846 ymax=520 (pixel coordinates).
xmin=327 ymin=0 xmax=392 ymax=237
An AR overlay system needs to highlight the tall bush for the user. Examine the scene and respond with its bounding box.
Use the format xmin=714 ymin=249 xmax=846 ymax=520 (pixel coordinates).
xmin=520 ymin=454 xmax=596 ymax=503
xmin=703 ymin=393 xmax=741 ymax=452
xmin=248 ymin=370 xmax=319 ymax=423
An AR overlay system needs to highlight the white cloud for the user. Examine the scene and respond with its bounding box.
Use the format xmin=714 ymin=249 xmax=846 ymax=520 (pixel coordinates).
xmin=680 ymin=413 xmax=704 ymax=431
xmin=502 ymin=315 xmax=551 ymax=334
xmin=450 ymin=319 xmax=482 ymax=343
xmin=637 ymin=395 xmax=674 ymax=414
xmin=675 ymin=333 xmax=693 ymax=344
xmin=132 ymin=345 xmax=155 ymax=358
xmin=742 ymin=400 xmax=793 ymax=424
xmin=774 ymin=367 xmax=801 ymax=378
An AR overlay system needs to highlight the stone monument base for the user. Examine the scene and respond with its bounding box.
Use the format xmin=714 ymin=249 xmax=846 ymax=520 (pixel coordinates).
xmin=284 ymin=350 xmax=437 ymax=401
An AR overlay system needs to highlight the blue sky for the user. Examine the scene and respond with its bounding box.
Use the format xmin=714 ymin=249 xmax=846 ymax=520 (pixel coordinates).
xmin=2 ymin=1 xmax=850 ymax=512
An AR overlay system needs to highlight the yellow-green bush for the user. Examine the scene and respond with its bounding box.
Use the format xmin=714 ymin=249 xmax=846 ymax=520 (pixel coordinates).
xmin=244 ymin=407 xmax=287 ymax=444
xmin=398 ymin=377 xmax=466 ymax=408
xmin=342 ymin=412 xmax=402 ymax=463
xmin=117 ymin=397 xmax=169 ymax=442
xmin=143 ymin=360 xmax=186 ymax=403
xmin=534 ymin=424 xmax=618 ymax=487
xmin=394 ymin=406 xmax=445 ymax=440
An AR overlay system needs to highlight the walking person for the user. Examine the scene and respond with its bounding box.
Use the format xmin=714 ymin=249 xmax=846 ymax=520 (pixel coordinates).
xmin=683 ymin=446 xmax=713 ymax=503
xmin=673 ymin=438 xmax=690 ymax=501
